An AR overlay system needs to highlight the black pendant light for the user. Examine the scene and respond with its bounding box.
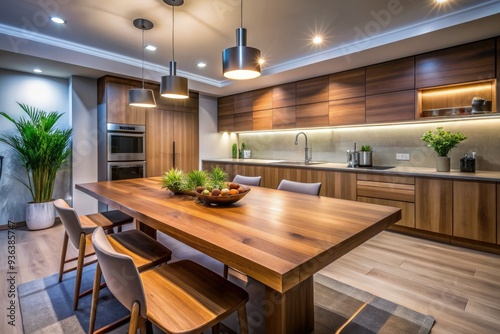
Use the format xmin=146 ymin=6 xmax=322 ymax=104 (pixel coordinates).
xmin=161 ymin=0 xmax=189 ymax=99
xmin=222 ymin=0 xmax=261 ymax=80
xmin=128 ymin=18 xmax=157 ymax=108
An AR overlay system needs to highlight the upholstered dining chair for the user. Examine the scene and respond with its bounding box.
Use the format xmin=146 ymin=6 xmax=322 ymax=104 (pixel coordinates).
xmin=277 ymin=179 xmax=322 ymax=196
xmin=53 ymin=199 xmax=172 ymax=313
xmin=92 ymin=226 xmax=249 ymax=334
xmin=232 ymin=174 xmax=262 ymax=186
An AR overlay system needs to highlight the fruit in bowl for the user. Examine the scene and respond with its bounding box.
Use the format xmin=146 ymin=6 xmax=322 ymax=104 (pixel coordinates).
xmin=194 ymin=182 xmax=250 ymax=205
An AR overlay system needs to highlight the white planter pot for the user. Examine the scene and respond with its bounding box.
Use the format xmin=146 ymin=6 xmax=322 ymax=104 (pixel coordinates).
xmin=26 ymin=201 xmax=56 ymax=230
xmin=436 ymin=156 xmax=451 ymax=172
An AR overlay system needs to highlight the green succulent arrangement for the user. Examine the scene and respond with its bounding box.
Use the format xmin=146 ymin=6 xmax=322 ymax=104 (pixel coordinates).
xmin=421 ymin=127 xmax=467 ymax=157
xmin=185 ymin=169 xmax=209 ymax=190
xmin=161 ymin=166 xmax=228 ymax=194
xmin=207 ymin=165 xmax=228 ymax=190
xmin=360 ymin=145 xmax=372 ymax=152
xmin=161 ymin=167 xmax=186 ymax=194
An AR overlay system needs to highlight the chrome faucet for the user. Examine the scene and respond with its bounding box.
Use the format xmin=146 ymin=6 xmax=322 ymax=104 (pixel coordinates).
xmin=346 ymin=142 xmax=359 ymax=168
xmin=295 ymin=132 xmax=311 ymax=164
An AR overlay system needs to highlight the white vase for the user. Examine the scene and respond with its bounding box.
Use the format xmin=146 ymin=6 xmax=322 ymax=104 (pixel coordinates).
xmin=26 ymin=201 xmax=56 ymax=230
xmin=436 ymin=156 xmax=450 ymax=172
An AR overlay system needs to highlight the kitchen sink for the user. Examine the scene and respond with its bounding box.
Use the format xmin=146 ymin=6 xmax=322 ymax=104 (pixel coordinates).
xmin=269 ymin=161 xmax=328 ymax=166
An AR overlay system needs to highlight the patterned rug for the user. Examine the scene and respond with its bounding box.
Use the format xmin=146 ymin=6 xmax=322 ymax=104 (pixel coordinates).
xmin=18 ymin=265 xmax=434 ymax=333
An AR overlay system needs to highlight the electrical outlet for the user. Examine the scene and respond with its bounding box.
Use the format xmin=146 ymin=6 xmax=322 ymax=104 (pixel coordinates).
xmin=396 ymin=153 xmax=410 ymax=161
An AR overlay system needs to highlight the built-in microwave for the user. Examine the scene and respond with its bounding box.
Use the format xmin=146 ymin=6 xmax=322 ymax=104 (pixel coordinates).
xmin=106 ymin=123 xmax=145 ymax=161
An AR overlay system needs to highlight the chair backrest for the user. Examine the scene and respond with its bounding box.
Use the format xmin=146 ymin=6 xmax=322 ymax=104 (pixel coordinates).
xmin=233 ymin=174 xmax=262 ymax=186
xmin=53 ymin=199 xmax=86 ymax=248
xmin=277 ymin=179 xmax=321 ymax=196
xmin=92 ymin=227 xmax=147 ymax=318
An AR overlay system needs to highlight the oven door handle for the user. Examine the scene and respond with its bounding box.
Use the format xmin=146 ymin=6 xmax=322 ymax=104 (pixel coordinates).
xmin=110 ymin=165 xmax=142 ymax=169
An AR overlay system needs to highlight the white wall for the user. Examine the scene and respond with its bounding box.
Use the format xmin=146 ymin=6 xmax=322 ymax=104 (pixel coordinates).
xmin=0 ymin=69 xmax=70 ymax=225
xmin=70 ymin=76 xmax=98 ymax=215
xmin=198 ymin=94 xmax=237 ymax=168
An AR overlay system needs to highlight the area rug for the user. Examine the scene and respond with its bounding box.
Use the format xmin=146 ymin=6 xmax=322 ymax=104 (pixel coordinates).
xmin=19 ymin=266 xmax=434 ymax=333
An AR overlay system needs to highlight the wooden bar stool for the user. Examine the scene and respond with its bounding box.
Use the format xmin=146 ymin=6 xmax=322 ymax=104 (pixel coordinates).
xmin=92 ymin=226 xmax=249 ymax=334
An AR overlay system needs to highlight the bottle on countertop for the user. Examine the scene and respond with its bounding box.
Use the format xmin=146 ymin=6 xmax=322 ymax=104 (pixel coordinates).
xmin=460 ymin=152 xmax=475 ymax=173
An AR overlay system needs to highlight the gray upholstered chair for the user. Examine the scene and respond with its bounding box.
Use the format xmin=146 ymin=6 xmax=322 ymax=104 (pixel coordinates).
xmin=277 ymin=179 xmax=322 ymax=196
xmin=233 ymin=174 xmax=262 ymax=186
xmin=92 ymin=226 xmax=249 ymax=334
xmin=53 ymin=199 xmax=172 ymax=315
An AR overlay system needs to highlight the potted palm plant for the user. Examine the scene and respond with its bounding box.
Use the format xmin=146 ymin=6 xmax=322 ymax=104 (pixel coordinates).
xmin=0 ymin=103 xmax=72 ymax=230
xmin=421 ymin=127 xmax=466 ymax=172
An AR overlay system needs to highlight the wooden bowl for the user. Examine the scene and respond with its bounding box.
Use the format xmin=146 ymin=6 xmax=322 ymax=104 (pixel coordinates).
xmin=194 ymin=186 xmax=250 ymax=205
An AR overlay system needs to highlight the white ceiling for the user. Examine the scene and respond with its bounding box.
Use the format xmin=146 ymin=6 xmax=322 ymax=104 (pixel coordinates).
xmin=0 ymin=0 xmax=499 ymax=97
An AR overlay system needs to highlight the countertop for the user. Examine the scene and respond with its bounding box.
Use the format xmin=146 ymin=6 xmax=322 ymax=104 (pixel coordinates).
xmin=202 ymin=158 xmax=500 ymax=182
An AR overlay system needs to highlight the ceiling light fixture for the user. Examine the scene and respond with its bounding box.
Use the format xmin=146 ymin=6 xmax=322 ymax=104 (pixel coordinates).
xmin=50 ymin=17 xmax=66 ymax=24
xmin=33 ymin=68 xmax=42 ymax=73
xmin=145 ymin=44 xmax=157 ymax=51
xmin=161 ymin=0 xmax=189 ymax=99
xmin=128 ymin=18 xmax=157 ymax=108
xmin=222 ymin=0 xmax=261 ymax=80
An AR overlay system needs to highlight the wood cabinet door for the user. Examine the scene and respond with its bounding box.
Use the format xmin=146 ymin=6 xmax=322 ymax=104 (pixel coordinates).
xmin=329 ymin=97 xmax=366 ymax=126
xmin=296 ymin=76 xmax=329 ymax=105
xmin=453 ymin=180 xmax=496 ymax=243
xmin=415 ymin=177 xmax=453 ymax=235
xmin=106 ymin=82 xmax=146 ymax=125
xmin=329 ymin=68 xmax=365 ymax=100
xmin=366 ymin=90 xmax=415 ymax=123
xmin=253 ymin=88 xmax=272 ymax=111
xmin=366 ymin=57 xmax=415 ymax=95
xmin=296 ymin=102 xmax=329 ymax=128
xmin=498 ymin=183 xmax=500 ymax=245
xmin=233 ymin=112 xmax=253 ymax=131
xmin=173 ymin=111 xmax=199 ymax=172
xmin=272 ymin=106 xmax=296 ymax=129
xmin=329 ymin=171 xmax=356 ymax=200
xmin=358 ymin=196 xmax=415 ymax=228
xmin=253 ymin=109 xmax=272 ymax=131
xmin=416 ymin=38 xmax=496 ymax=88
xmin=146 ymin=108 xmax=174 ymax=177
xmin=234 ymin=92 xmax=253 ymax=114
xmin=273 ymin=83 xmax=296 ymax=108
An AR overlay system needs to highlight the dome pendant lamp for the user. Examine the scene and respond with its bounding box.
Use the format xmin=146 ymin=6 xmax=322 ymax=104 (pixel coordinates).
xmin=128 ymin=18 xmax=157 ymax=108
xmin=161 ymin=0 xmax=189 ymax=99
xmin=222 ymin=0 xmax=261 ymax=80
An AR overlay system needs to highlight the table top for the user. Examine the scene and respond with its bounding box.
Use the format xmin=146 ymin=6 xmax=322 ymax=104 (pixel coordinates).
xmin=76 ymin=177 xmax=401 ymax=293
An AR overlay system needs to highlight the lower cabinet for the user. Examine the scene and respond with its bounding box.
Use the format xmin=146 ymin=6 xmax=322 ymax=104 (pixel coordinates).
xmin=453 ymin=180 xmax=496 ymax=243
xmin=415 ymin=177 xmax=453 ymax=235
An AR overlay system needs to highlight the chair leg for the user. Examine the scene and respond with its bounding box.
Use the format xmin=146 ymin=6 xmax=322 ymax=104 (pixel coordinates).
xmin=73 ymin=233 xmax=86 ymax=310
xmin=129 ymin=301 xmax=141 ymax=334
xmin=223 ymin=264 xmax=229 ymax=279
xmin=237 ymin=305 xmax=248 ymax=334
xmin=59 ymin=232 xmax=69 ymax=282
xmin=89 ymin=263 xmax=102 ymax=334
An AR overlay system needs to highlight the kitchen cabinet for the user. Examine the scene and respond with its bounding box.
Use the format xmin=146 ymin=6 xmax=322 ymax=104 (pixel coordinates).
xmin=273 ymin=82 xmax=296 ymax=108
xmin=234 ymin=92 xmax=253 ymax=113
xmin=296 ymin=76 xmax=329 ymax=105
xmin=98 ymin=76 xmax=146 ymax=125
xmin=233 ymin=112 xmax=253 ymax=132
xmin=357 ymin=173 xmax=415 ymax=227
xmin=296 ymin=102 xmax=329 ymax=128
xmin=366 ymin=57 xmax=415 ymax=96
xmin=415 ymin=177 xmax=453 ymax=234
xmin=366 ymin=90 xmax=415 ymax=123
xmin=146 ymin=103 xmax=199 ymax=176
xmin=329 ymin=68 xmax=365 ymax=100
xmin=253 ymin=88 xmax=272 ymax=111
xmin=416 ymin=38 xmax=496 ymax=88
xmin=453 ymin=180 xmax=496 ymax=244
xmin=253 ymin=109 xmax=272 ymax=131
xmin=272 ymin=106 xmax=296 ymax=129
xmin=217 ymin=96 xmax=234 ymax=132
xmin=498 ymin=183 xmax=500 ymax=245
xmin=329 ymin=97 xmax=365 ymax=126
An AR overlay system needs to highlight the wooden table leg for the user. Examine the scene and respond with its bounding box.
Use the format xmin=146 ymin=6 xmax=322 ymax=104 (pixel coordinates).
xmin=264 ymin=276 xmax=314 ymax=334
xmin=136 ymin=220 xmax=157 ymax=239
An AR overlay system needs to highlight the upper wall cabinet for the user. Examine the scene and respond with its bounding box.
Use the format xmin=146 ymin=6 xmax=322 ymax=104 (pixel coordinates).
xmin=98 ymin=77 xmax=146 ymax=125
xmin=296 ymin=76 xmax=329 ymax=105
xmin=416 ymin=38 xmax=496 ymax=88
xmin=329 ymin=68 xmax=365 ymax=100
xmin=366 ymin=57 xmax=415 ymax=95
xmin=366 ymin=90 xmax=415 ymax=123
xmin=273 ymin=82 xmax=296 ymax=108
xmin=234 ymin=92 xmax=253 ymax=114
xmin=253 ymin=88 xmax=273 ymax=111
xmin=217 ymin=96 xmax=234 ymax=132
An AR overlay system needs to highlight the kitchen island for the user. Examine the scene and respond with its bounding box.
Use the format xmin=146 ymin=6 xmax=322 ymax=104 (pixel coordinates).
xmin=76 ymin=177 xmax=401 ymax=333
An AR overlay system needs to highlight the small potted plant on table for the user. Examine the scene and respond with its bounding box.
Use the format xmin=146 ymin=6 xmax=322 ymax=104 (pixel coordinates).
xmin=421 ymin=127 xmax=467 ymax=172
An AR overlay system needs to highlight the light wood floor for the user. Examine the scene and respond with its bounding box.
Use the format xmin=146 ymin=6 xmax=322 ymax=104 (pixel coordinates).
xmin=1 ymin=222 xmax=499 ymax=334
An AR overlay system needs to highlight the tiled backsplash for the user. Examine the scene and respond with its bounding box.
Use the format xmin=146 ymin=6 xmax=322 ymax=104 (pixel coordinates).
xmin=238 ymin=118 xmax=500 ymax=171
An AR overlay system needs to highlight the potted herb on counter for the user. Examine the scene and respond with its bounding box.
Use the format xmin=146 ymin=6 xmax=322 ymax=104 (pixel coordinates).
xmin=421 ymin=127 xmax=467 ymax=172
xmin=359 ymin=145 xmax=372 ymax=167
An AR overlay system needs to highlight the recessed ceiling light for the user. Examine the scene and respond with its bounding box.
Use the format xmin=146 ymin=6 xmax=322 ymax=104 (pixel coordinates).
xmin=50 ymin=17 xmax=66 ymax=24
xmin=33 ymin=68 xmax=42 ymax=73
xmin=313 ymin=36 xmax=323 ymax=44
xmin=197 ymin=62 xmax=207 ymax=68
xmin=258 ymin=58 xmax=265 ymax=65
xmin=435 ymin=0 xmax=447 ymax=3
xmin=145 ymin=44 xmax=157 ymax=51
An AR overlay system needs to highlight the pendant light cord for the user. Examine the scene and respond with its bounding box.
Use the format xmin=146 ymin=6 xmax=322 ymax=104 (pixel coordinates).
xmin=141 ymin=25 xmax=145 ymax=89
xmin=171 ymin=5 xmax=175 ymax=62
xmin=240 ymin=0 xmax=243 ymax=28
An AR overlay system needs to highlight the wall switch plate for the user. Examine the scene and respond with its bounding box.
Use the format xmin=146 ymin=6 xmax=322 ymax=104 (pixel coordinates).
xmin=396 ymin=153 xmax=410 ymax=161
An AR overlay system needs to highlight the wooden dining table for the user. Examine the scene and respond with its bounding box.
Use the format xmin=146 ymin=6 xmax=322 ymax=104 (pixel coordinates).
xmin=76 ymin=177 xmax=401 ymax=334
